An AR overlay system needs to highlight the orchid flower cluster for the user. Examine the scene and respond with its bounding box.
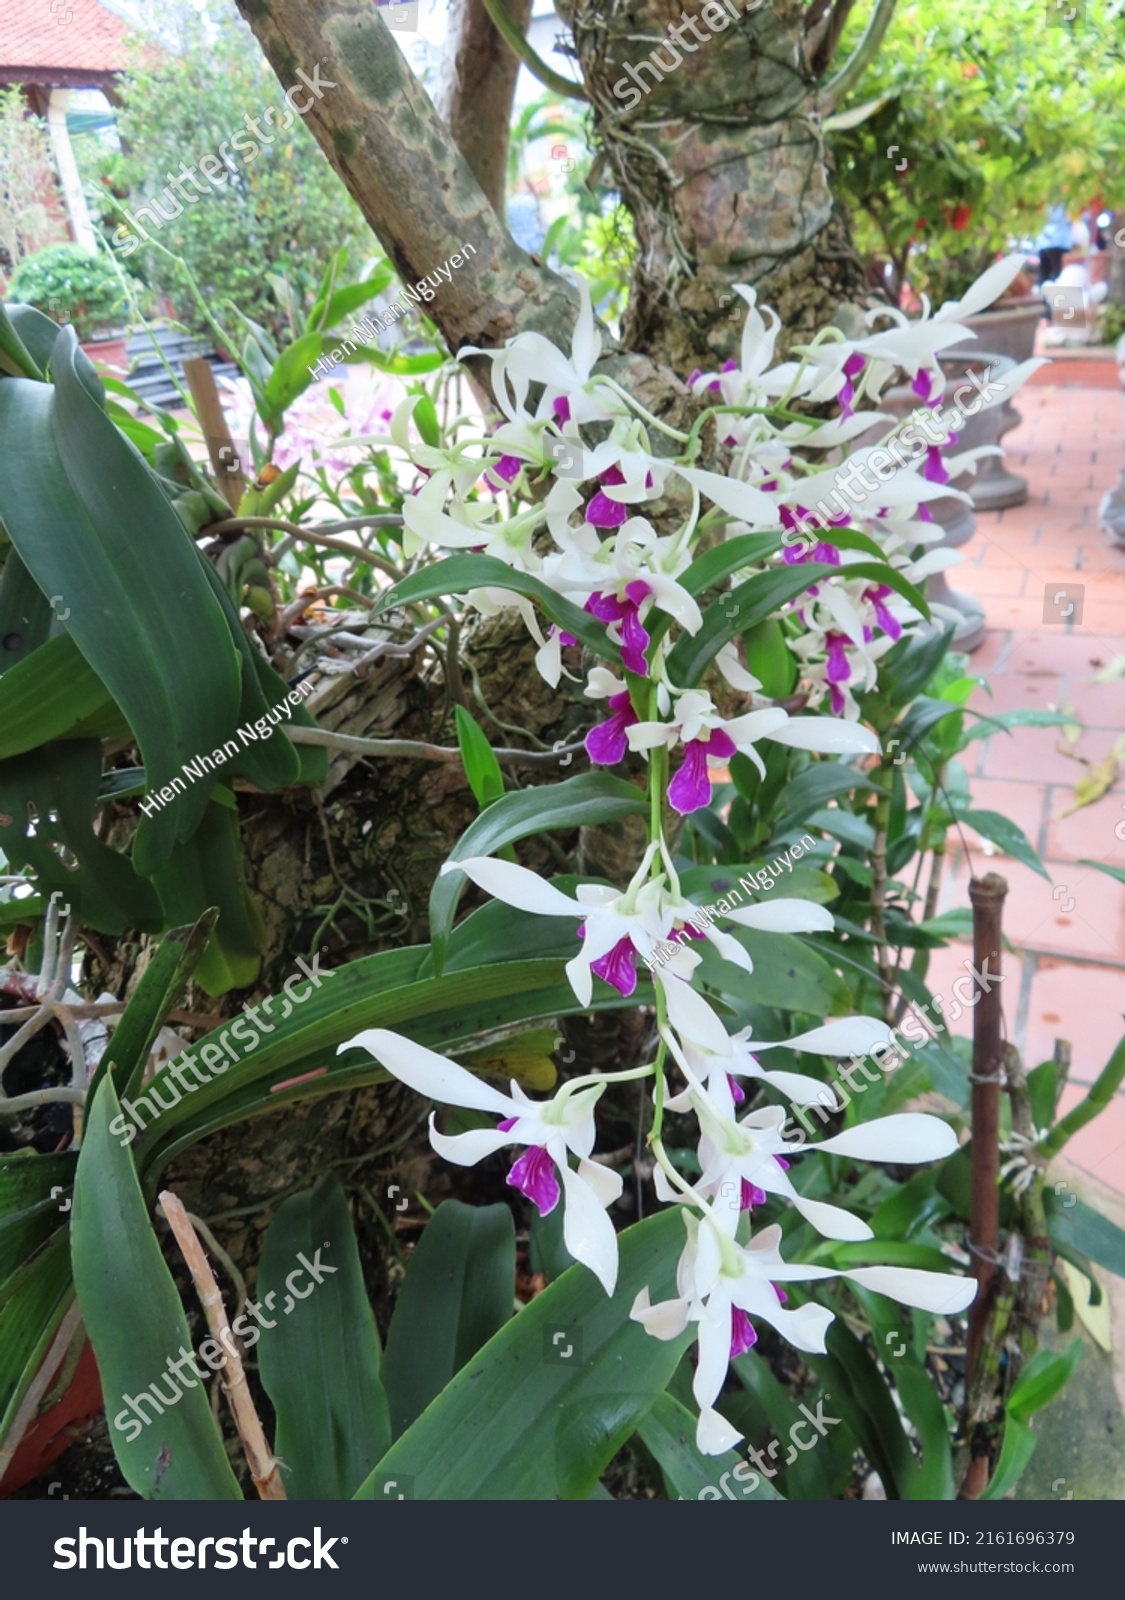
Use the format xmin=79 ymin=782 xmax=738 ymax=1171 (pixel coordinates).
xmin=337 ymin=259 xmax=1034 ymax=1452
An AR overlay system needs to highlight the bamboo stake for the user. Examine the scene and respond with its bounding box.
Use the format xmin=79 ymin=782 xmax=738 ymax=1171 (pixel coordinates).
xmin=965 ymin=873 xmax=1008 ymax=1392
xmin=183 ymin=357 xmax=247 ymax=510
xmin=158 ymin=1190 xmax=286 ymax=1500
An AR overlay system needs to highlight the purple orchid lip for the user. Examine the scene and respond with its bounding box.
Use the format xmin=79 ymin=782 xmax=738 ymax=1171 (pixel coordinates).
xmin=585 ymin=688 xmax=638 ymax=766
xmin=589 ymin=933 xmax=639 ymax=998
xmin=668 ymin=728 xmax=737 ymax=816
xmin=552 ymin=395 xmax=571 ymax=424
xmin=507 ymin=1144 xmax=560 ymax=1215
xmin=586 ymin=590 xmax=651 ymax=677
xmin=729 ymin=1306 xmax=758 ymax=1359
xmin=727 ymin=1072 xmax=746 ymax=1104
xmin=740 ymin=1178 xmax=767 ymax=1211
xmin=825 ymin=632 xmax=851 ymax=686
xmin=498 ymin=1115 xmax=518 ymax=1132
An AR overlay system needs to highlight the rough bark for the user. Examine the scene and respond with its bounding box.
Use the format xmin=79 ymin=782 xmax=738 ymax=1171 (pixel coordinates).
xmin=558 ymin=0 xmax=872 ymax=370
xmin=436 ymin=0 xmax=533 ymax=214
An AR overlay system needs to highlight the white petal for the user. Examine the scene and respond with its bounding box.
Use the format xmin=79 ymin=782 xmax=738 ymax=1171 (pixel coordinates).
xmin=575 ymin=1157 xmax=624 ymax=1208
xmin=678 ymin=466 xmax=779 ymax=528
xmin=705 ymin=928 xmax=756 ymax=974
xmin=792 ymin=1195 xmax=874 ymax=1241
xmin=559 ymin=1161 xmax=620 ymax=1295
xmin=429 ymin=1123 xmax=518 ymax=1166
xmin=445 ymin=856 xmax=582 ymax=917
xmin=721 ymin=707 xmax=790 ymax=746
xmin=631 ymin=1287 xmax=691 ymax=1341
xmin=564 ymin=951 xmax=594 ymax=1008
xmin=341 ymin=1028 xmax=514 ymax=1115
xmin=843 ymin=1265 xmax=977 ymax=1316
xmin=937 ymin=253 xmax=1028 ymax=322
xmin=626 ymin=720 xmax=674 ymax=751
xmin=816 ymin=1112 xmax=958 ymax=1164
xmin=766 ymin=717 xmax=880 ymax=756
xmin=755 ymin=1066 xmax=835 ymax=1105
xmin=693 ymin=1294 xmax=734 ymax=1417
xmin=724 ymin=899 xmax=835 ymax=934
xmin=756 ymin=1017 xmax=895 ymax=1057
xmin=697 ymin=1404 xmax=745 ymax=1457
xmin=659 ymin=973 xmax=734 ymax=1056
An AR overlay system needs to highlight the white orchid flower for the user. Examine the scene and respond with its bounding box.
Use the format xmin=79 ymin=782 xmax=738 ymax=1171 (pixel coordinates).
xmin=340 ymin=1027 xmax=622 ymax=1294
xmin=687 ymin=1099 xmax=958 ymax=1242
xmin=633 ymin=1213 xmax=976 ymax=1453
xmin=441 ymin=846 xmax=675 ymax=1005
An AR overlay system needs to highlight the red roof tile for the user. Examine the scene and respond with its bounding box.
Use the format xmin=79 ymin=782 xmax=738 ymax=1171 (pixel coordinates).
xmin=0 ymin=0 xmax=132 ymax=83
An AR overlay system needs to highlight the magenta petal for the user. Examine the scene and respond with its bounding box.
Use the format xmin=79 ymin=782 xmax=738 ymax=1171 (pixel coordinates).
xmin=497 ymin=1115 xmax=518 ymax=1132
xmin=727 ymin=1072 xmax=746 ymax=1105
xmin=624 ymin=579 xmax=652 ymax=608
xmin=706 ymin=728 xmax=737 ymax=761
xmin=586 ymin=489 xmax=629 ymax=528
xmin=774 ymin=1155 xmax=790 ymax=1171
xmin=586 ymin=710 xmax=630 ymax=765
xmin=591 ymin=935 xmax=638 ymax=997
xmin=619 ymin=608 xmax=651 ymax=676
xmin=552 ymin=395 xmax=571 ymax=424
xmin=668 ymin=738 xmax=712 ymax=815
xmin=825 ymin=633 xmax=851 ymax=685
xmin=729 ymin=1307 xmax=758 ymax=1359
xmin=843 ymin=352 xmax=866 ymax=379
xmin=923 ymin=444 xmax=949 ymax=485
xmin=740 ymin=1179 xmax=767 ymax=1211
xmin=773 ymin=1283 xmax=789 ymax=1305
xmin=507 ymin=1145 xmax=561 ymax=1215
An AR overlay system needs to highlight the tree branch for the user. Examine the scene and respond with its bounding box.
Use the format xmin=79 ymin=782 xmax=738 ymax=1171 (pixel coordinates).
xmin=820 ymin=0 xmax=898 ymax=105
xmin=436 ymin=0 xmax=536 ymax=212
xmin=477 ymin=0 xmax=588 ymax=102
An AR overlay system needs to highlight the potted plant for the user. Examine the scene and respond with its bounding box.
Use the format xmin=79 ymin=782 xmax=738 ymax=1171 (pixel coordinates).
xmin=6 ymin=243 xmax=130 ymax=369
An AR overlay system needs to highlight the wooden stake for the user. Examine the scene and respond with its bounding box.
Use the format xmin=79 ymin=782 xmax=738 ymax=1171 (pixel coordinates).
xmin=965 ymin=872 xmax=1008 ymax=1391
xmin=182 ymin=356 xmax=247 ymax=511
xmin=159 ymin=1189 xmax=286 ymax=1500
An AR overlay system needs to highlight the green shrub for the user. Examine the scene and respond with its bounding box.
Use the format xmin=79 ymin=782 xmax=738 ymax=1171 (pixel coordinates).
xmin=7 ymin=242 xmax=128 ymax=339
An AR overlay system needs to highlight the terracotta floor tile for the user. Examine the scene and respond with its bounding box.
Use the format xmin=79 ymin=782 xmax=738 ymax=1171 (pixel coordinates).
xmin=940 ymin=853 xmax=1125 ymax=964
xmin=959 ymin=777 xmax=1049 ymax=853
xmin=969 ymin=673 xmax=1062 ymax=716
xmin=1023 ymin=960 xmax=1125 ymax=1080
xmin=919 ymin=942 xmax=1026 ymax=1051
xmin=1052 ymin=1082 xmax=1125 ymax=1195
xmin=1045 ymin=784 xmax=1125 ymax=866
xmin=981 ymin=723 xmax=1099 ymax=785
xmin=1061 ymin=672 xmax=1125 ymax=728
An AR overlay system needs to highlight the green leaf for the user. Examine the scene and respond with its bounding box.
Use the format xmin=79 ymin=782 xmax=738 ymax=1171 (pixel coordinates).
xmin=1046 ymin=1195 xmax=1125 ymax=1279
xmin=381 ymin=1199 xmax=515 ymax=1439
xmin=775 ymin=762 xmax=876 ymax=828
xmin=638 ymin=1392 xmax=782 ymax=1500
xmin=696 ymin=931 xmax=852 ymax=1016
xmin=87 ymin=914 xmax=219 ymax=1116
xmin=0 ymin=303 xmax=45 ymax=380
xmin=0 ymin=1151 xmax=76 ymax=1296
xmin=429 ymin=774 xmax=647 ymax=974
xmin=454 ymin=706 xmax=505 ymax=809
xmin=375 ymin=555 xmax=612 ymax=658
xmin=959 ymin=810 xmax=1050 ymax=881
xmin=743 ymin=618 xmax=797 ymax=698
xmin=0 ymin=741 xmax=162 ymax=934
xmin=257 ymin=1175 xmax=390 ymax=1499
xmin=806 ymin=1318 xmax=919 ymax=1499
xmin=0 ymin=634 xmax=118 ymax=759
xmin=0 ymin=1233 xmax=74 ymax=1454
xmin=978 ymin=1417 xmax=1036 ymax=1502
xmin=1079 ymin=859 xmax=1125 ymax=887
xmin=150 ymin=802 xmax=265 ymax=996
xmin=979 ymin=1342 xmax=1083 ymax=1502
xmin=0 ymin=332 xmax=242 ymax=870
xmin=355 ymin=1208 xmax=690 ymax=1500
xmin=70 ymin=1077 xmax=242 ymax=1498
xmin=667 ymin=564 xmax=839 ymax=687
xmin=677 ymin=533 xmax=785 ymax=596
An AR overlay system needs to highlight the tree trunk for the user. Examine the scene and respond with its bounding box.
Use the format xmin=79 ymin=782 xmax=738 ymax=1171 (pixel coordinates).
xmin=436 ymin=0 xmax=533 ymax=215
xmin=558 ymin=0 xmax=872 ymax=371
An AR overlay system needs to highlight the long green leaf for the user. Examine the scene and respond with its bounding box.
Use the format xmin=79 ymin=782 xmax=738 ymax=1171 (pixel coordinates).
xmin=429 ymin=773 xmax=647 ymax=974
xmin=0 ymin=1233 xmax=73 ymax=1454
xmin=638 ymin=1392 xmax=782 ymax=1500
xmin=354 ymin=1208 xmax=689 ymax=1500
xmin=382 ymin=1199 xmax=515 ymax=1439
xmin=374 ymin=555 xmax=612 ymax=658
xmin=0 ymin=331 xmax=242 ymax=870
xmin=960 ymin=810 xmax=1049 ymax=881
xmin=257 ymin=1175 xmax=390 ymax=1498
xmin=667 ymin=564 xmax=839 ymax=687
xmin=0 ymin=635 xmax=117 ymax=758
xmin=70 ymin=1077 xmax=242 ymax=1498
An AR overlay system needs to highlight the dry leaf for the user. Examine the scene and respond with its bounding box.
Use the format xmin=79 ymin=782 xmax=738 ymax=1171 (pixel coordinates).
xmin=1060 ymin=735 xmax=1125 ymax=816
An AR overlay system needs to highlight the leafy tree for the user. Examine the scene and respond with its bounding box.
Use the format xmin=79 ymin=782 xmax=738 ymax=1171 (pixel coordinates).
xmin=83 ymin=1 xmax=368 ymax=336
xmin=0 ymin=86 xmax=58 ymax=275
xmin=829 ymin=0 xmax=1125 ymax=302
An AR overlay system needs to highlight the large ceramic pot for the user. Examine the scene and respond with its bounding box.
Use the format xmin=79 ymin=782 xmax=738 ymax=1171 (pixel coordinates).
xmin=941 ymin=350 xmax=1027 ymax=511
xmin=963 ymin=296 xmax=1042 ymax=364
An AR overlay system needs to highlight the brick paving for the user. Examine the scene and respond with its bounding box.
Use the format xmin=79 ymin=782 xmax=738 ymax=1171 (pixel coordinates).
xmin=926 ymin=368 xmax=1125 ymax=1197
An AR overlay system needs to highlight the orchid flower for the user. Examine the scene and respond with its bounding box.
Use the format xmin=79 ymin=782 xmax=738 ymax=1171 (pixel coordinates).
xmin=442 ymin=848 xmax=675 ymax=1004
xmin=633 ymin=1213 xmax=976 ymax=1453
xmin=340 ymin=1028 xmax=623 ymax=1294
